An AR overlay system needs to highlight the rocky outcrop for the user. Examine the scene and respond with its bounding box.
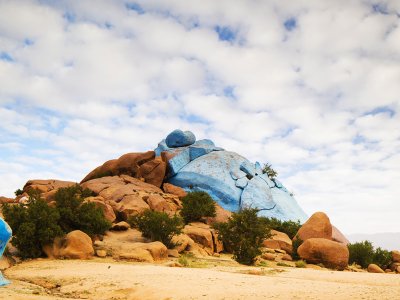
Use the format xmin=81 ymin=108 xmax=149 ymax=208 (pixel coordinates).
xmin=392 ymin=250 xmax=400 ymax=263
xmin=156 ymin=130 xmax=308 ymax=222
xmin=44 ymin=230 xmax=94 ymax=259
xmin=332 ymin=226 xmax=349 ymax=244
xmin=163 ymin=183 xmax=187 ymax=198
xmin=81 ymin=175 xmax=181 ymax=220
xmin=22 ymin=179 xmax=76 ymax=202
xmin=182 ymin=222 xmax=223 ymax=254
xmin=84 ymin=196 xmax=116 ymax=222
xmin=165 ymin=129 xmax=196 ymax=148
xmin=295 ymin=212 xmax=332 ymax=241
xmin=80 ymin=151 xmax=166 ymax=188
xmin=205 ymin=203 xmax=232 ymax=225
xmin=297 ymin=238 xmax=349 ymax=270
xmin=263 ymin=230 xmax=293 ymax=254
xmin=0 ymin=197 xmax=14 ymax=204
xmin=368 ymin=264 xmax=385 ymax=273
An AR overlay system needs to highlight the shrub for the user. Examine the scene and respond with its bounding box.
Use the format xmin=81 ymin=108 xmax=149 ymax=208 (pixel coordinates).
xmin=261 ymin=217 xmax=302 ymax=239
xmin=55 ymin=185 xmax=110 ymax=236
xmin=295 ymin=260 xmax=307 ymax=268
xmin=292 ymin=236 xmax=303 ymax=260
xmin=128 ymin=210 xmax=183 ymax=248
xmin=180 ymin=191 xmax=216 ymax=223
xmin=14 ymin=189 xmax=23 ymax=196
xmin=213 ymin=208 xmax=271 ymax=265
xmin=2 ymin=190 xmax=63 ymax=258
xmin=373 ymin=247 xmax=392 ymax=269
xmin=262 ymin=163 xmax=278 ymax=179
xmin=348 ymin=240 xmax=374 ymax=268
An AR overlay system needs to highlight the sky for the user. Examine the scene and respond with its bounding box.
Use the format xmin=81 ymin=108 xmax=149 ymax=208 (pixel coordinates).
xmin=0 ymin=0 xmax=399 ymax=235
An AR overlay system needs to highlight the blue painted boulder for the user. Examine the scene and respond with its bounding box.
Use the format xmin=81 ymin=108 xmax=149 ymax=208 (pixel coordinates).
xmin=156 ymin=130 xmax=307 ymax=222
xmin=165 ymin=130 xmax=196 ymax=148
xmin=0 ymin=218 xmax=12 ymax=286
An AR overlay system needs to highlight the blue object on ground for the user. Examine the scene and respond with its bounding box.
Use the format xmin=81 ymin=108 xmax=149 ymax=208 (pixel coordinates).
xmin=0 ymin=218 xmax=12 ymax=286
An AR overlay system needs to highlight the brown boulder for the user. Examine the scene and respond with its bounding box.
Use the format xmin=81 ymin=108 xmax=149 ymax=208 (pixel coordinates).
xmin=392 ymin=250 xmax=400 ymax=263
xmin=146 ymin=194 xmax=179 ymax=214
xmin=84 ymin=196 xmax=116 ymax=222
xmin=80 ymin=151 xmax=167 ymax=188
xmin=171 ymin=234 xmax=196 ymax=253
xmin=0 ymin=196 xmax=14 ymax=204
xmin=117 ymin=194 xmax=150 ymax=219
xmin=297 ymin=238 xmax=349 ymax=270
xmin=183 ymin=223 xmax=214 ymax=253
xmin=44 ymin=230 xmax=94 ymax=259
xmin=118 ymin=242 xmax=168 ymax=262
xmin=331 ymin=226 xmax=349 ymax=244
xmin=111 ymin=221 xmax=131 ymax=231
xmin=163 ymin=183 xmax=187 ymax=198
xmin=367 ymin=264 xmax=385 ymax=273
xmin=205 ymin=203 xmax=232 ymax=225
xmin=295 ymin=212 xmax=332 ymax=242
xmin=263 ymin=230 xmax=293 ymax=254
xmin=22 ymin=179 xmax=76 ymax=202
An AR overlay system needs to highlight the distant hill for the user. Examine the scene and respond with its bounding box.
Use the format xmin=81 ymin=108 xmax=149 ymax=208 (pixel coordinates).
xmin=347 ymin=232 xmax=400 ymax=250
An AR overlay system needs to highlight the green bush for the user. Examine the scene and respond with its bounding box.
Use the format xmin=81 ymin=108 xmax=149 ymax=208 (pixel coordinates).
xmin=55 ymin=184 xmax=110 ymax=236
xmin=261 ymin=217 xmax=302 ymax=239
xmin=348 ymin=240 xmax=374 ymax=268
xmin=14 ymin=189 xmax=23 ymax=196
xmin=128 ymin=210 xmax=183 ymax=248
xmin=292 ymin=236 xmax=303 ymax=260
xmin=180 ymin=191 xmax=216 ymax=223
xmin=373 ymin=247 xmax=392 ymax=269
xmin=295 ymin=260 xmax=307 ymax=268
xmin=213 ymin=208 xmax=271 ymax=265
xmin=2 ymin=190 xmax=63 ymax=258
xmin=262 ymin=163 xmax=278 ymax=179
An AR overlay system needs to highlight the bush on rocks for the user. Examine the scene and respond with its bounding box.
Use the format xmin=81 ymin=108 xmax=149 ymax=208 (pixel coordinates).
xmin=261 ymin=217 xmax=302 ymax=240
xmin=348 ymin=240 xmax=392 ymax=269
xmin=180 ymin=191 xmax=216 ymax=223
xmin=213 ymin=208 xmax=271 ymax=265
xmin=3 ymin=190 xmax=64 ymax=258
xmin=128 ymin=210 xmax=184 ymax=248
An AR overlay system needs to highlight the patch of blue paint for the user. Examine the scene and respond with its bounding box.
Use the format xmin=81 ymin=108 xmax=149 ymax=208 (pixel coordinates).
xmin=0 ymin=52 xmax=13 ymax=62
xmin=215 ymin=25 xmax=236 ymax=42
xmin=284 ymin=18 xmax=297 ymax=31
xmin=126 ymin=2 xmax=145 ymax=14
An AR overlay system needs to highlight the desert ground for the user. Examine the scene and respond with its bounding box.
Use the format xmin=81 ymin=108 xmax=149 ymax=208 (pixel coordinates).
xmin=1 ymin=256 xmax=400 ymax=300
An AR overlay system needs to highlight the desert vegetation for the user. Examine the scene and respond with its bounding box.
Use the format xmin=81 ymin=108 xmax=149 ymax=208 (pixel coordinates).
xmin=180 ymin=191 xmax=216 ymax=223
xmin=348 ymin=240 xmax=392 ymax=269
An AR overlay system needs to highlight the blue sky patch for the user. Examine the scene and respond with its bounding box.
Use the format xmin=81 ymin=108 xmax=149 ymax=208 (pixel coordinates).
xmin=371 ymin=3 xmax=389 ymax=15
xmin=126 ymin=2 xmax=145 ymax=14
xmin=214 ymin=26 xmax=236 ymax=42
xmin=223 ymin=86 xmax=236 ymax=99
xmin=364 ymin=106 xmax=395 ymax=117
xmin=63 ymin=12 xmax=76 ymax=22
xmin=284 ymin=18 xmax=297 ymax=31
xmin=0 ymin=52 xmax=13 ymax=62
xmin=24 ymin=38 xmax=34 ymax=46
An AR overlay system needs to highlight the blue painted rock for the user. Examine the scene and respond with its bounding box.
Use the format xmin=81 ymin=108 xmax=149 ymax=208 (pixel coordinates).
xmin=0 ymin=218 xmax=12 ymax=286
xmin=165 ymin=130 xmax=196 ymax=148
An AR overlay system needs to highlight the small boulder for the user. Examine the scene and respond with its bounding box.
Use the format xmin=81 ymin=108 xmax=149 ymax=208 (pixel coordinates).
xmin=167 ymin=249 xmax=180 ymax=258
xmin=367 ymin=264 xmax=385 ymax=273
xmin=263 ymin=230 xmax=292 ymax=254
xmin=391 ymin=250 xmax=400 ymax=263
xmin=163 ymin=183 xmax=187 ymax=198
xmin=111 ymin=221 xmax=131 ymax=231
xmin=183 ymin=223 xmax=214 ymax=253
xmin=85 ymin=196 xmax=116 ymax=223
xmin=261 ymin=253 xmax=276 ymax=261
xmin=96 ymin=249 xmax=107 ymax=257
xmin=171 ymin=234 xmax=195 ymax=253
xmin=295 ymin=212 xmax=332 ymax=242
xmin=297 ymin=238 xmax=349 ymax=270
xmin=165 ymin=129 xmax=196 ymax=148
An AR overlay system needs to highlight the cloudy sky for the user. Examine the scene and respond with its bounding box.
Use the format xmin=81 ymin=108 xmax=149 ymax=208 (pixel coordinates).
xmin=1 ymin=0 xmax=399 ymax=235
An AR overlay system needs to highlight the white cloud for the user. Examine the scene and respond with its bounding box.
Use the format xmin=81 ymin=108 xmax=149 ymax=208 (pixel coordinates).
xmin=0 ymin=0 xmax=399 ymax=235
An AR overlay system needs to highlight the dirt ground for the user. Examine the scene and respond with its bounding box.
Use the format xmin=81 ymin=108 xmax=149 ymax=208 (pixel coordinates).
xmin=1 ymin=256 xmax=400 ymax=300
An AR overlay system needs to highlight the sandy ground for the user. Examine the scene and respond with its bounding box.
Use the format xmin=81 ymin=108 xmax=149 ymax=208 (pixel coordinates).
xmin=1 ymin=257 xmax=400 ymax=300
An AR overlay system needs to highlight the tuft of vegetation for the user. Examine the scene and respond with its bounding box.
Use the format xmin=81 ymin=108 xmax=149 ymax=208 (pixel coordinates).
xmin=291 ymin=236 xmax=303 ymax=260
xmin=180 ymin=191 xmax=216 ymax=223
xmin=3 ymin=190 xmax=63 ymax=258
xmin=55 ymin=184 xmax=110 ymax=236
xmin=347 ymin=240 xmax=392 ymax=269
xmin=262 ymin=163 xmax=278 ymax=179
xmin=128 ymin=210 xmax=183 ymax=248
xmin=260 ymin=217 xmax=302 ymax=240
xmin=14 ymin=189 xmax=24 ymax=197
xmin=295 ymin=260 xmax=307 ymax=268
xmin=213 ymin=208 xmax=271 ymax=265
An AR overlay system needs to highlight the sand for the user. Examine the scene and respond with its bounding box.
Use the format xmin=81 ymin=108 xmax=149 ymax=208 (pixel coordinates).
xmin=1 ymin=257 xmax=400 ymax=300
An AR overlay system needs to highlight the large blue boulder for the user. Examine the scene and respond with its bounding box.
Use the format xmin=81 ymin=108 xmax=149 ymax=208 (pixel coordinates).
xmin=0 ymin=218 xmax=12 ymax=286
xmin=165 ymin=130 xmax=196 ymax=148
xmin=156 ymin=130 xmax=308 ymax=222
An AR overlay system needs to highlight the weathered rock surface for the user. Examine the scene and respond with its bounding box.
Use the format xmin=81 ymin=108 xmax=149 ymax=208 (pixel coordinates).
xmin=297 ymin=238 xmax=349 ymax=270
xmin=295 ymin=212 xmax=332 ymax=241
xmin=165 ymin=129 xmax=196 ymax=148
xmin=163 ymin=183 xmax=187 ymax=198
xmin=331 ymin=226 xmax=349 ymax=244
xmin=182 ymin=222 xmax=223 ymax=254
xmin=80 ymin=151 xmax=166 ymax=188
xmin=84 ymin=196 xmax=116 ymax=223
xmin=392 ymin=250 xmax=400 ymax=263
xmin=22 ymin=179 xmax=76 ymax=202
xmin=44 ymin=230 xmax=94 ymax=259
xmin=81 ymin=175 xmax=181 ymax=220
xmin=205 ymin=203 xmax=232 ymax=225
xmin=111 ymin=221 xmax=130 ymax=231
xmin=156 ymin=130 xmax=307 ymax=222
xmin=368 ymin=264 xmax=385 ymax=273
xmin=0 ymin=196 xmax=14 ymax=204
xmin=263 ymin=230 xmax=293 ymax=254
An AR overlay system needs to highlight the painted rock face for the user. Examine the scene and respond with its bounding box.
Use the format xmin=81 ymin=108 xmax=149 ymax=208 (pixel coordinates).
xmin=156 ymin=130 xmax=308 ymax=222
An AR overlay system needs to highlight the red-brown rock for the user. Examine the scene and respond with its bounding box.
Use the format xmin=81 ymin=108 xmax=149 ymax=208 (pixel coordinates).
xmin=163 ymin=183 xmax=187 ymax=198
xmin=85 ymin=196 xmax=116 ymax=222
xmin=44 ymin=230 xmax=94 ymax=259
xmin=263 ymin=230 xmax=293 ymax=254
xmin=80 ymin=151 xmax=167 ymax=188
xmin=392 ymin=250 xmax=400 ymax=263
xmin=205 ymin=203 xmax=232 ymax=225
xmin=22 ymin=179 xmax=76 ymax=202
xmin=295 ymin=212 xmax=332 ymax=242
xmin=367 ymin=264 xmax=385 ymax=273
xmin=297 ymin=238 xmax=349 ymax=270
xmin=331 ymin=226 xmax=350 ymax=244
